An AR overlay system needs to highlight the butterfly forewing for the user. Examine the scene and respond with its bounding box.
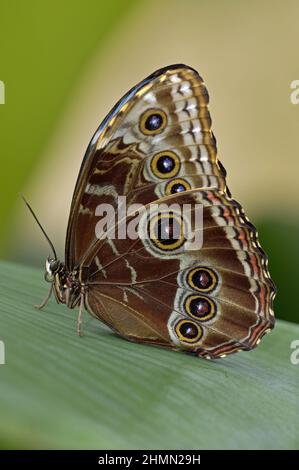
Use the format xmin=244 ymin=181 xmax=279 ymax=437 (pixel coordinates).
xmin=65 ymin=65 xmax=224 ymax=269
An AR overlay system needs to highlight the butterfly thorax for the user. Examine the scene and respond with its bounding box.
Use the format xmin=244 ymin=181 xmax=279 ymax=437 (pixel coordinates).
xmin=45 ymin=257 xmax=82 ymax=308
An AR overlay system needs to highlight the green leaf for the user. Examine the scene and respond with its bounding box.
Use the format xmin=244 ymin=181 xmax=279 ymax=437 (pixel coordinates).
xmin=0 ymin=261 xmax=298 ymax=449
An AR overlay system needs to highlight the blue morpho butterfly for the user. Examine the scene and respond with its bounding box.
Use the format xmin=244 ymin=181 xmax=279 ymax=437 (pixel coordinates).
xmin=23 ymin=64 xmax=276 ymax=359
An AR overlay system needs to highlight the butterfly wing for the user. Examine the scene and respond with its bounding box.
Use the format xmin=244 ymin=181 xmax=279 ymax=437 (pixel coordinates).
xmin=65 ymin=64 xmax=276 ymax=358
xmin=65 ymin=64 xmax=225 ymax=270
xmin=85 ymin=189 xmax=275 ymax=358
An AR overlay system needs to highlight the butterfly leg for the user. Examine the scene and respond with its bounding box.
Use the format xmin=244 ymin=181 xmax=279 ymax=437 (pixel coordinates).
xmin=35 ymin=283 xmax=53 ymax=310
xmin=77 ymin=292 xmax=85 ymax=336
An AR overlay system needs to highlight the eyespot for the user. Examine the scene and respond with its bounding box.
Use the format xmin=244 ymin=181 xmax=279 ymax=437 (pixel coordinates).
xmin=139 ymin=108 xmax=167 ymax=135
xmin=150 ymin=151 xmax=180 ymax=179
xmin=187 ymin=267 xmax=218 ymax=293
xmin=175 ymin=319 xmax=203 ymax=343
xmin=165 ymin=178 xmax=191 ymax=195
xmin=184 ymin=295 xmax=216 ymax=322
xmin=148 ymin=212 xmax=185 ymax=251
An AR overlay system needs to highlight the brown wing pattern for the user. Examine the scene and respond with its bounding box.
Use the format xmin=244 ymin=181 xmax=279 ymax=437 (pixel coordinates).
xmin=85 ymin=189 xmax=275 ymax=358
xmin=65 ymin=65 xmax=225 ymax=269
xmin=65 ymin=64 xmax=276 ymax=358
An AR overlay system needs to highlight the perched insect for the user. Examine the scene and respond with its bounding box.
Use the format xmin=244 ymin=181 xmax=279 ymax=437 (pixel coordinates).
xmin=24 ymin=64 xmax=276 ymax=359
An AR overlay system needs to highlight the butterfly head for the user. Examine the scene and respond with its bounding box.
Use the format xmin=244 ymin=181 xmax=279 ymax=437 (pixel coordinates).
xmin=44 ymin=257 xmax=81 ymax=308
xmin=45 ymin=256 xmax=61 ymax=282
xmin=20 ymin=194 xmax=63 ymax=284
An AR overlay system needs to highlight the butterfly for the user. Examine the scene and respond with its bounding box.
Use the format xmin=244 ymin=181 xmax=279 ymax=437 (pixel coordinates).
xmin=27 ymin=64 xmax=276 ymax=359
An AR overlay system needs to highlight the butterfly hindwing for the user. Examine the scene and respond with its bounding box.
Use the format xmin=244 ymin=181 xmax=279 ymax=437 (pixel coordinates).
xmin=85 ymin=188 xmax=274 ymax=358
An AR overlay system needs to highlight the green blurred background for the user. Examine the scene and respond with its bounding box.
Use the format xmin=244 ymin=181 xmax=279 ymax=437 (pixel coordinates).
xmin=0 ymin=0 xmax=298 ymax=324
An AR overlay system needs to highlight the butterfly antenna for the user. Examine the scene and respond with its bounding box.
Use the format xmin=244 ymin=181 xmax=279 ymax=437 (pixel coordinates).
xmin=20 ymin=193 xmax=57 ymax=259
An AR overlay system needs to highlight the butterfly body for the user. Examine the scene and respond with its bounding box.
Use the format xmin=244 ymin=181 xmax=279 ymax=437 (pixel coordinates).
xmin=39 ymin=64 xmax=276 ymax=359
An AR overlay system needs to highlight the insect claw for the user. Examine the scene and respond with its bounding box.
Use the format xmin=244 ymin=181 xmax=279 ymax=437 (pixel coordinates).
xmin=35 ymin=303 xmax=45 ymax=310
xmin=76 ymin=293 xmax=84 ymax=336
xmin=35 ymin=284 xmax=53 ymax=310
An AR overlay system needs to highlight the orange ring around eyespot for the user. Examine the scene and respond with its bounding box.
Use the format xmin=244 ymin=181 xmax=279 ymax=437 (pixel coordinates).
xmin=148 ymin=212 xmax=185 ymax=251
xmin=187 ymin=267 xmax=218 ymax=293
xmin=175 ymin=319 xmax=203 ymax=344
xmin=139 ymin=108 xmax=167 ymax=136
xmin=165 ymin=178 xmax=191 ymax=195
xmin=150 ymin=151 xmax=180 ymax=179
xmin=184 ymin=295 xmax=216 ymax=322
